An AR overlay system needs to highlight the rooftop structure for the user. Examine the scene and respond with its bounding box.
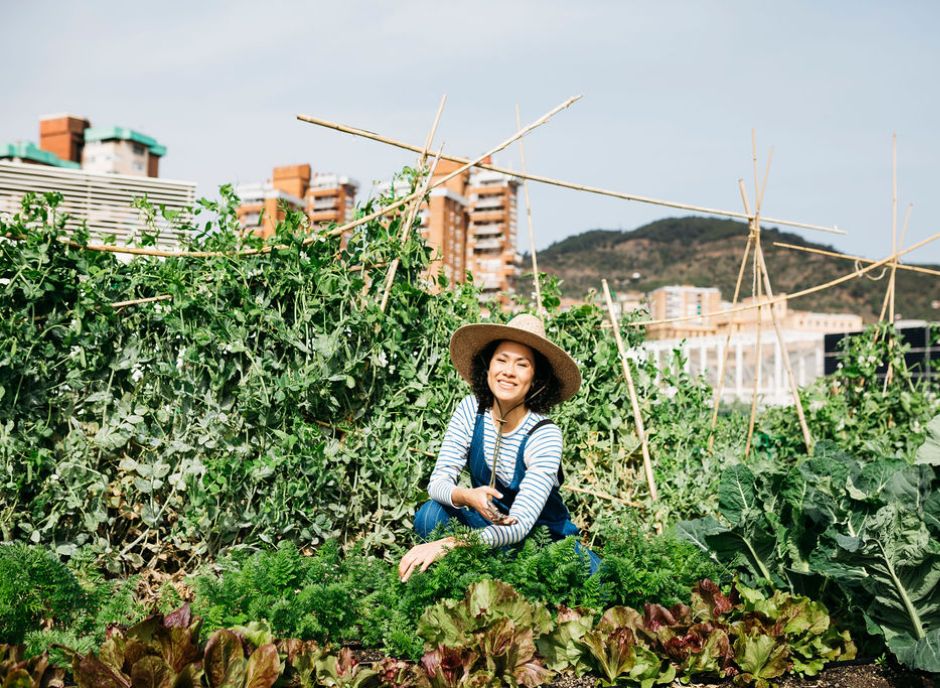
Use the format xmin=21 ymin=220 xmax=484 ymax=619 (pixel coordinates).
xmin=1 ymin=114 xmax=191 ymax=251
xmin=82 ymin=125 xmax=166 ymax=177
xmin=2 ymin=114 xmax=167 ymax=178
xmin=0 ymin=141 xmax=79 ymax=169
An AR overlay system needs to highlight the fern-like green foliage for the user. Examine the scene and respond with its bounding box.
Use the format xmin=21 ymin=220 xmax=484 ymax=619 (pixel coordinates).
xmin=0 ymin=543 xmax=85 ymax=643
xmin=501 ymin=530 xmax=602 ymax=610
xmin=187 ymin=524 xmax=723 ymax=661
xmin=191 ymin=540 xmax=386 ymax=643
xmin=594 ymin=521 xmax=726 ymax=610
xmin=19 ymin=549 xmax=145 ymax=664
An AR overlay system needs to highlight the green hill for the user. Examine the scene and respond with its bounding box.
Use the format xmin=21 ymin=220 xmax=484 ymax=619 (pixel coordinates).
xmin=523 ymin=217 xmax=940 ymax=322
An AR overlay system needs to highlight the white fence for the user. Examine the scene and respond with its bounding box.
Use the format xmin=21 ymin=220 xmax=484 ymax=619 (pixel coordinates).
xmin=641 ymin=330 xmax=825 ymax=406
xmin=0 ymin=161 xmax=196 ymax=251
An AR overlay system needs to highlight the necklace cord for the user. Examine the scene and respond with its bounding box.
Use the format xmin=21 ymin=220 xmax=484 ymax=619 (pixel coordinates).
xmin=487 ymin=384 xmax=545 ymax=490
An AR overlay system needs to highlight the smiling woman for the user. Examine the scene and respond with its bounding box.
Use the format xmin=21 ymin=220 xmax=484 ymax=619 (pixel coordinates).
xmin=397 ymin=314 xmax=600 ymax=582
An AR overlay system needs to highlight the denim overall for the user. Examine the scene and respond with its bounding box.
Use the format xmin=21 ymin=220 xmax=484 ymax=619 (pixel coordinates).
xmin=414 ymin=411 xmax=601 ymax=573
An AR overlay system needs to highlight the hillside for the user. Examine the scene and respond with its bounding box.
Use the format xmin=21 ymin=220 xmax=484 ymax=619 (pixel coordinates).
xmin=523 ymin=217 xmax=940 ymax=322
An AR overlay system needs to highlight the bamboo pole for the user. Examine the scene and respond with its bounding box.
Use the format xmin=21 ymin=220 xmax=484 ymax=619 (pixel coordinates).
xmin=296 ymin=114 xmax=847 ymax=236
xmin=378 ymin=149 xmax=443 ymax=312
xmin=379 ymin=96 xmax=447 ymax=312
xmin=628 ymin=231 xmax=940 ymax=329
xmin=562 ymin=484 xmax=643 ymax=508
xmin=315 ymin=95 xmax=581 ymax=244
xmin=516 ymin=104 xmax=544 ymax=317
xmin=16 ymin=96 xmax=578 ymax=261
xmin=884 ymin=135 xmax=902 ymax=387
xmin=706 ymin=222 xmax=755 ymax=452
xmin=739 ymin=180 xmax=813 ymax=453
xmin=772 ymin=242 xmax=940 ymax=278
xmin=889 ymin=133 xmax=898 ymax=324
xmin=744 ymin=228 xmax=764 ymax=459
xmin=602 ymin=279 xmax=658 ymax=502
xmin=110 ymin=294 xmax=172 ymax=309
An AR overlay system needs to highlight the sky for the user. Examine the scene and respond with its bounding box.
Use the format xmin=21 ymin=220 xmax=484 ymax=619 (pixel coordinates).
xmin=3 ymin=1 xmax=940 ymax=264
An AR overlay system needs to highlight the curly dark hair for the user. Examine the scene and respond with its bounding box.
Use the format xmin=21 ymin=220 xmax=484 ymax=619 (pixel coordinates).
xmin=470 ymin=340 xmax=563 ymax=415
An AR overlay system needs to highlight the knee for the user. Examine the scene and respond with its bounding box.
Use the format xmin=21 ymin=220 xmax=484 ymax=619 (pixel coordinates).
xmin=414 ymin=500 xmax=450 ymax=539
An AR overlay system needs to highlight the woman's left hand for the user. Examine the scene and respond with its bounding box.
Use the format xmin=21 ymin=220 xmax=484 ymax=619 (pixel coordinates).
xmin=398 ymin=537 xmax=455 ymax=582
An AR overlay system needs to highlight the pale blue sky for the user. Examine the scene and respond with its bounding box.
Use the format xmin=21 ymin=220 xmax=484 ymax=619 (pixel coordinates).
xmin=3 ymin=1 xmax=939 ymax=264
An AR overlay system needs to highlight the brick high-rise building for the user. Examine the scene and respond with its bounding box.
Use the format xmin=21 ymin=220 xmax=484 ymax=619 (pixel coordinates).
xmin=374 ymin=157 xmax=520 ymax=298
xmin=236 ymin=164 xmax=359 ymax=239
xmin=465 ymin=166 xmax=519 ymax=298
xmin=423 ymin=159 xmax=470 ymax=284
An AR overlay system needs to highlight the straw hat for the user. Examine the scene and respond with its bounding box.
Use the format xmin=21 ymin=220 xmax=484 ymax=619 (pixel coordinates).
xmin=449 ymin=313 xmax=582 ymax=402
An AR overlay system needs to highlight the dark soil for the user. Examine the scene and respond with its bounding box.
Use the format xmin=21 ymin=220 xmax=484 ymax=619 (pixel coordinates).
xmin=543 ymin=662 xmax=936 ymax=688
xmin=350 ymin=644 xmax=936 ymax=688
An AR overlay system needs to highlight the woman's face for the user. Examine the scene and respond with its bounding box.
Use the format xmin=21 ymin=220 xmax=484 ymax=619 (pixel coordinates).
xmin=487 ymin=340 xmax=535 ymax=409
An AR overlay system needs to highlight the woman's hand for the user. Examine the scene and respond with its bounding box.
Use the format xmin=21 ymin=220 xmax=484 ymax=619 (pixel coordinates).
xmin=398 ymin=537 xmax=455 ymax=582
xmin=452 ymin=486 xmax=517 ymax=526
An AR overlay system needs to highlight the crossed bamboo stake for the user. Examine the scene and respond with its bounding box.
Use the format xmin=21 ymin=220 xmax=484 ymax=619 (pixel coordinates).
xmin=775 ymin=135 xmax=935 ymax=391
xmin=378 ymin=95 xmax=447 ymax=313
xmin=12 ymin=96 xmax=581 ymax=260
xmin=602 ymin=279 xmax=658 ymax=502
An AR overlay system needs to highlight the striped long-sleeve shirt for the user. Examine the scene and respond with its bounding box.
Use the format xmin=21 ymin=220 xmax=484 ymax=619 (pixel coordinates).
xmin=427 ymin=394 xmax=564 ymax=546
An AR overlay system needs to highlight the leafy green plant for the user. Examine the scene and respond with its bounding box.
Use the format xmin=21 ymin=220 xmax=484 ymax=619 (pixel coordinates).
xmin=21 ymin=551 xmax=145 ymax=667
xmin=416 ymin=580 xmax=553 ymax=687
xmin=203 ymin=629 xmax=281 ymax=688
xmin=0 ymin=644 xmax=65 ymax=688
xmin=293 ymin=646 xmax=381 ymax=688
xmin=534 ymin=606 xmax=594 ymax=673
xmin=0 ymin=544 xmax=85 ymax=644
xmin=191 ymin=541 xmax=375 ymax=642
xmin=66 ymin=604 xmax=204 ymax=688
xmin=594 ymin=519 xmax=726 ymax=610
xmin=677 ymin=440 xmax=936 ymax=672
xmin=579 ymin=607 xmax=676 ymax=688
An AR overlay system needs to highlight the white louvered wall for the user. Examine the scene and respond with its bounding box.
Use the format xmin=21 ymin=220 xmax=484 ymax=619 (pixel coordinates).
xmin=0 ymin=161 xmax=196 ymax=251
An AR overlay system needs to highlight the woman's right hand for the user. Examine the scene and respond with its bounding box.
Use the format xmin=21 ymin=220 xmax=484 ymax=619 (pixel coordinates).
xmin=452 ymin=486 xmax=517 ymax=525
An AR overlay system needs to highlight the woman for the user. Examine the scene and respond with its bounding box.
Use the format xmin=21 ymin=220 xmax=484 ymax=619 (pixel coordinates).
xmin=398 ymin=313 xmax=600 ymax=582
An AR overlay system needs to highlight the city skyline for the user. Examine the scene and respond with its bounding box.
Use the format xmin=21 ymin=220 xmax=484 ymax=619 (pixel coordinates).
xmin=3 ymin=2 xmax=939 ymax=263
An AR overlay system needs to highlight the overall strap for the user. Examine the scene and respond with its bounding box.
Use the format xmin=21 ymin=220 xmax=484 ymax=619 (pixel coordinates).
xmin=467 ymin=412 xmax=490 ymax=488
xmin=511 ymin=418 xmax=565 ymax=487
xmin=527 ymin=419 xmax=555 ymax=436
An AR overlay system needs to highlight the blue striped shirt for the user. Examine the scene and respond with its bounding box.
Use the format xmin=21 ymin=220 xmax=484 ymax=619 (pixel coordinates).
xmin=428 ymin=395 xmax=564 ymax=546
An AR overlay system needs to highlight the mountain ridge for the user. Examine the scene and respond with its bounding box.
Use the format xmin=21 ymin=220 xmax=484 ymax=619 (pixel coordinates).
xmin=522 ymin=217 xmax=939 ymax=322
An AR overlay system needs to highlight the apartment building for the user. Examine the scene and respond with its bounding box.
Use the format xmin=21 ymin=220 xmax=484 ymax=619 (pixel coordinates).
xmin=373 ymin=157 xmax=520 ymax=298
xmin=645 ymin=284 xmax=863 ymax=340
xmin=466 ymin=167 xmax=520 ymax=298
xmin=307 ymin=173 xmax=357 ymax=227
xmin=646 ymin=285 xmax=723 ymax=339
xmin=236 ymin=164 xmax=358 ymax=239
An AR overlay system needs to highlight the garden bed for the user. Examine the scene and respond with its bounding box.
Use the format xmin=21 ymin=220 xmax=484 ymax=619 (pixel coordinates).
xmin=543 ymin=663 xmax=936 ymax=688
xmin=2 ymin=190 xmax=940 ymax=686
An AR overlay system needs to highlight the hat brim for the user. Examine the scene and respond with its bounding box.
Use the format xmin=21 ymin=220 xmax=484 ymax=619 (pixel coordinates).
xmin=449 ymin=323 xmax=582 ymax=403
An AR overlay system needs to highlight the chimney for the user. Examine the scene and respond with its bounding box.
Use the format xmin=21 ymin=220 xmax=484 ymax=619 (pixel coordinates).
xmin=272 ymin=164 xmax=311 ymax=200
xmin=39 ymin=114 xmax=90 ymax=164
